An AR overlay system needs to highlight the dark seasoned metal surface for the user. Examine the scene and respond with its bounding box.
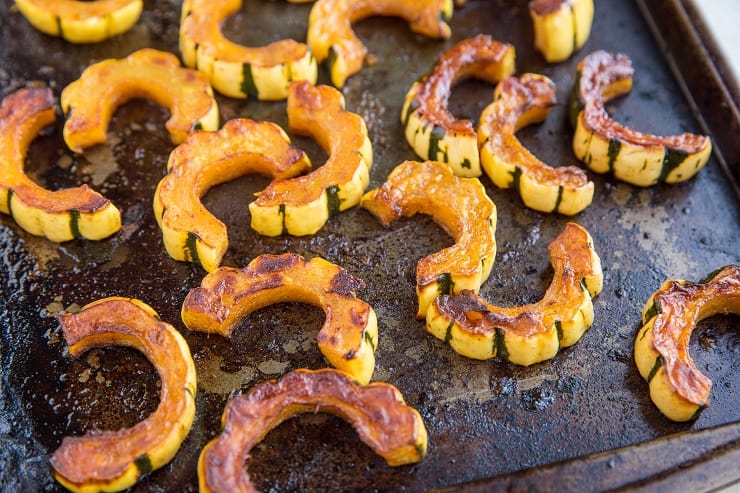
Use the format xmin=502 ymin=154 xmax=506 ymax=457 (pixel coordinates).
xmin=0 ymin=0 xmax=738 ymax=491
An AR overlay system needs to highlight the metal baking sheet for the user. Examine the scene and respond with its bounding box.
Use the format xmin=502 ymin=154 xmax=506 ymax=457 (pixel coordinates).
xmin=1 ymin=0 xmax=738 ymax=491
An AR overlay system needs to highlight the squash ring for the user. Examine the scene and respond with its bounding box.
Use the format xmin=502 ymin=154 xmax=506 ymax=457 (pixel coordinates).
xmin=570 ymin=50 xmax=712 ymax=186
xmin=198 ymin=368 xmax=428 ymax=493
xmin=401 ymin=34 xmax=516 ymax=178
xmin=478 ymin=73 xmax=594 ymax=215
xmin=426 ymin=222 xmax=603 ymax=365
xmin=634 ymin=265 xmax=740 ymax=421
xmin=14 ymin=0 xmax=142 ymax=44
xmin=361 ymin=160 xmax=497 ymax=319
xmin=250 ymin=81 xmax=373 ymax=236
xmin=179 ymin=0 xmax=317 ymax=100
xmin=307 ymin=0 xmax=454 ymax=88
xmin=153 ymin=118 xmax=311 ymax=272
xmin=181 ymin=253 xmax=378 ymax=385
xmin=61 ymin=48 xmax=220 ymax=153
xmin=529 ymin=0 xmax=594 ymax=63
xmin=51 ymin=297 xmax=197 ymax=493
xmin=0 ymin=87 xmax=121 ymax=242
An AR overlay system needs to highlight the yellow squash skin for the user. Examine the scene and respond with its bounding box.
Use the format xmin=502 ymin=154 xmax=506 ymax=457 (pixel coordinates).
xmin=179 ymin=0 xmax=317 ymax=100
xmin=401 ymin=35 xmax=516 ymax=178
xmin=634 ymin=265 xmax=740 ymax=422
xmin=361 ymin=160 xmax=497 ymax=319
xmin=0 ymin=87 xmax=120 ymax=242
xmin=478 ymin=73 xmax=593 ymax=215
xmin=307 ymin=0 xmax=454 ymax=87
xmin=199 ymin=369 xmax=427 ymax=493
xmin=250 ymin=81 xmax=373 ymax=236
xmin=51 ymin=297 xmax=197 ymax=493
xmin=153 ymin=118 xmax=310 ymax=272
xmin=529 ymin=0 xmax=593 ymax=63
xmin=571 ymin=50 xmax=712 ymax=186
xmin=182 ymin=253 xmax=379 ymax=385
xmin=426 ymin=223 xmax=602 ymax=365
xmin=14 ymin=0 xmax=142 ymax=43
xmin=61 ymin=48 xmax=219 ymax=153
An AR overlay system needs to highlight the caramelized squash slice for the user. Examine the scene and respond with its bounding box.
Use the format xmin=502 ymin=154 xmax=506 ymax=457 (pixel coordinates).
xmin=570 ymin=50 xmax=711 ymax=186
xmin=529 ymin=0 xmax=594 ymax=62
xmin=179 ymin=0 xmax=317 ymax=100
xmin=307 ymin=0 xmax=454 ymax=87
xmin=478 ymin=73 xmax=593 ymax=215
xmin=61 ymin=48 xmax=219 ymax=153
xmin=426 ymin=223 xmax=603 ymax=365
xmin=182 ymin=253 xmax=378 ymax=385
xmin=14 ymin=0 xmax=142 ymax=43
xmin=51 ymin=297 xmax=197 ymax=493
xmin=634 ymin=265 xmax=740 ymax=421
xmin=199 ymin=369 xmax=427 ymax=493
xmin=361 ymin=160 xmax=497 ymax=319
xmin=402 ymin=35 xmax=515 ymax=177
xmin=0 ymin=87 xmax=120 ymax=242
xmin=250 ymin=82 xmax=372 ymax=236
xmin=153 ymin=118 xmax=310 ymax=272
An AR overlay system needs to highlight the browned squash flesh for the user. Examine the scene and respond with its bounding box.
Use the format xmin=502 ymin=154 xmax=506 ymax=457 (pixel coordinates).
xmin=61 ymin=48 xmax=219 ymax=153
xmin=198 ymin=369 xmax=428 ymax=493
xmin=361 ymin=160 xmax=497 ymax=319
xmin=181 ymin=253 xmax=378 ymax=384
xmin=51 ymin=297 xmax=197 ymax=493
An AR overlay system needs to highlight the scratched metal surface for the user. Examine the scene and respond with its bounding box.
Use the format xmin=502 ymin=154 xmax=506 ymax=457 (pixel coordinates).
xmin=0 ymin=0 xmax=738 ymax=491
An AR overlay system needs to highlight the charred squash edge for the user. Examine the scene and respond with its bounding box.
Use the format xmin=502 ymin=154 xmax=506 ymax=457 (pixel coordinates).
xmin=181 ymin=253 xmax=378 ymax=385
xmin=426 ymin=222 xmax=603 ymax=366
xmin=529 ymin=0 xmax=594 ymax=63
xmin=61 ymin=48 xmax=219 ymax=153
xmin=478 ymin=73 xmax=594 ymax=215
xmin=51 ymin=297 xmax=197 ymax=493
xmin=634 ymin=265 xmax=740 ymax=421
xmin=198 ymin=368 xmax=427 ymax=493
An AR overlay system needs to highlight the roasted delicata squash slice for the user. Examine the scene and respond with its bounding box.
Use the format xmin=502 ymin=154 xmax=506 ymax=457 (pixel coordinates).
xmin=307 ymin=0 xmax=454 ymax=88
xmin=570 ymin=50 xmax=712 ymax=186
xmin=402 ymin=35 xmax=515 ymax=178
xmin=199 ymin=368 xmax=427 ymax=493
xmin=634 ymin=265 xmax=740 ymax=422
xmin=51 ymin=297 xmax=197 ymax=493
xmin=427 ymin=223 xmax=602 ymax=366
xmin=478 ymin=73 xmax=594 ymax=215
xmin=179 ymin=0 xmax=317 ymax=100
xmin=153 ymin=119 xmax=310 ymax=272
xmin=61 ymin=48 xmax=219 ymax=153
xmin=529 ymin=0 xmax=594 ymax=63
xmin=14 ymin=0 xmax=142 ymax=43
xmin=361 ymin=160 xmax=497 ymax=319
xmin=0 ymin=87 xmax=120 ymax=242
xmin=182 ymin=253 xmax=378 ymax=385
xmin=250 ymin=82 xmax=372 ymax=236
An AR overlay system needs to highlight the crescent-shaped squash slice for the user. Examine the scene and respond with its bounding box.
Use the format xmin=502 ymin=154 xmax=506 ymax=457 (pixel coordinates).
xmin=14 ymin=0 xmax=142 ymax=44
xmin=182 ymin=253 xmax=378 ymax=385
xmin=61 ymin=48 xmax=220 ymax=153
xmin=426 ymin=222 xmax=603 ymax=365
xmin=51 ymin=297 xmax=197 ymax=493
xmin=198 ymin=368 xmax=427 ymax=493
xmin=361 ymin=160 xmax=497 ymax=319
xmin=634 ymin=265 xmax=740 ymax=422
xmin=401 ymin=35 xmax=515 ymax=178
xmin=179 ymin=0 xmax=317 ymax=100
xmin=307 ymin=0 xmax=454 ymax=88
xmin=529 ymin=0 xmax=594 ymax=63
xmin=250 ymin=81 xmax=373 ymax=236
xmin=478 ymin=73 xmax=594 ymax=215
xmin=0 ymin=87 xmax=120 ymax=242
xmin=153 ymin=118 xmax=311 ymax=272
xmin=570 ymin=50 xmax=712 ymax=186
